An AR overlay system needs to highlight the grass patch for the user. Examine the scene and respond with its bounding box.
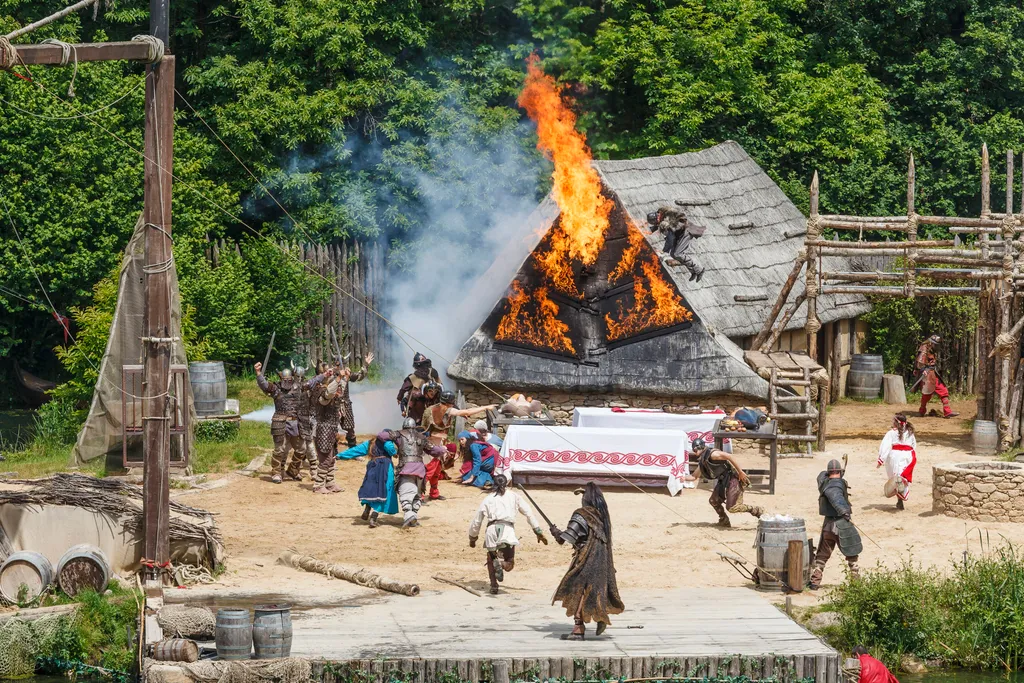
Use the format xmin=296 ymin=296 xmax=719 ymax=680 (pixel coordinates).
xmin=191 ymin=420 xmax=270 ymax=473
xmin=228 ymin=373 xmax=270 ymax=414
xmin=0 ymin=441 xmax=103 ymax=479
xmin=825 ymin=546 xmax=1024 ymax=671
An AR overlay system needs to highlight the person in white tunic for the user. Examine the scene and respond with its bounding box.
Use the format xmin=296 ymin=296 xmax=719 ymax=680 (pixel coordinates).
xmin=468 ymin=474 xmax=548 ymax=594
xmin=877 ymin=413 xmax=917 ymax=511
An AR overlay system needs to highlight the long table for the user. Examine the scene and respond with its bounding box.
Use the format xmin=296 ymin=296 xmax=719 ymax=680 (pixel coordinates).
xmin=571 ymin=408 xmax=731 ymax=454
xmin=498 ymin=425 xmax=692 ymax=495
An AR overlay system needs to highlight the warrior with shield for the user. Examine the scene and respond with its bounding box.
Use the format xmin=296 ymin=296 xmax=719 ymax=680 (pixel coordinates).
xmin=809 ymin=459 xmax=862 ymax=589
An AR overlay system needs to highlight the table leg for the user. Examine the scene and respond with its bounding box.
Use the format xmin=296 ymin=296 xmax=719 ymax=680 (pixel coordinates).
xmin=769 ymin=441 xmax=777 ymax=495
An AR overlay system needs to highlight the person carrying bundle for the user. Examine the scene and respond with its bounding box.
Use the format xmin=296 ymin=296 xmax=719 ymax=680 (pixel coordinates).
xmin=877 ymin=413 xmax=917 ymax=511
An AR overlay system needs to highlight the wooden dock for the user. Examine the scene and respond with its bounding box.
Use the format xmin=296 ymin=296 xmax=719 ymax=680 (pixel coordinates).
xmin=288 ymin=588 xmax=839 ymax=682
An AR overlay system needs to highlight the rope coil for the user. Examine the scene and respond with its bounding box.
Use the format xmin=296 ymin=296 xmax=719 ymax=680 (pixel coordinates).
xmin=0 ymin=36 xmax=16 ymax=70
xmin=40 ymin=39 xmax=77 ymax=97
xmin=806 ymin=215 xmax=822 ymax=239
xmin=130 ymin=34 xmax=164 ymax=64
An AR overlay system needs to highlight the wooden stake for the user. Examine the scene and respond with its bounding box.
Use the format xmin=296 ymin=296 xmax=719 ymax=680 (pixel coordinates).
xmin=1009 ymin=150 xmax=1016 ymax=216
xmin=432 ymin=575 xmax=483 ymax=597
xmin=752 ymin=257 xmax=805 ymax=350
xmin=806 ymin=172 xmax=820 ymax=361
xmin=982 ymin=144 xmax=992 ymax=259
xmin=907 ymin=152 xmax=916 ymax=215
xmin=1008 ymin=358 xmax=1024 ymax=447
xmin=762 ymin=293 xmax=806 ymax=353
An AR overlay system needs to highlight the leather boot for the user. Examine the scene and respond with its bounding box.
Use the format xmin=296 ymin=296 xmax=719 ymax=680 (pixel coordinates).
xmin=808 ymin=563 xmax=824 ymax=590
xmin=919 ymin=393 xmax=931 ymax=417
xmin=941 ymin=396 xmax=959 ymax=418
xmin=563 ymin=619 xmax=585 ymax=640
xmin=847 ymin=560 xmax=860 ymax=580
xmin=717 ymin=514 xmax=731 ymax=528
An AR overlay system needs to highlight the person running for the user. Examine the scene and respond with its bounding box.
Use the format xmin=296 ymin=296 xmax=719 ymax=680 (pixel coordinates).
xmin=809 ymin=459 xmax=862 ymax=590
xmin=357 ymin=430 xmax=399 ymax=528
xmin=877 ymin=413 xmax=917 ymax=511
xmin=468 ymin=474 xmax=547 ymax=594
xmin=690 ymin=437 xmax=763 ymax=527
xmin=915 ymin=334 xmax=959 ymax=418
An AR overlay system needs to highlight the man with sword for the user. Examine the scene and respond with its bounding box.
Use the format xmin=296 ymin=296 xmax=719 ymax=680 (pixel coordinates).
xmin=913 ymin=334 xmax=958 ymax=418
xmin=468 ymin=474 xmax=548 ymax=594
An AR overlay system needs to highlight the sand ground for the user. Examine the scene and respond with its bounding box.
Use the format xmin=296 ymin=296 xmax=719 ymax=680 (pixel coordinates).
xmin=182 ymin=398 xmax=1021 ymax=608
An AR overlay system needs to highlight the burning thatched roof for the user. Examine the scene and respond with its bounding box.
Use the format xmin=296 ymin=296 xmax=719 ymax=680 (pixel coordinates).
xmin=447 ymin=141 xmax=867 ymax=398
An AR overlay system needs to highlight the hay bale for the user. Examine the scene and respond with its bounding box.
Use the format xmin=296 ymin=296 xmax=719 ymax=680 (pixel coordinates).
xmin=157 ymin=605 xmax=216 ymax=640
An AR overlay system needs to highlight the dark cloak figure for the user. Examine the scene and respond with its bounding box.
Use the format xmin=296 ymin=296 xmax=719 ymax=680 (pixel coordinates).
xmin=549 ymin=483 xmax=624 ymax=639
xmin=647 ymin=207 xmax=706 ymax=282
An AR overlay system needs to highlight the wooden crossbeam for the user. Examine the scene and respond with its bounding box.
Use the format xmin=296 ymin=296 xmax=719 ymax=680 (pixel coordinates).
xmin=7 ymin=41 xmax=156 ymax=65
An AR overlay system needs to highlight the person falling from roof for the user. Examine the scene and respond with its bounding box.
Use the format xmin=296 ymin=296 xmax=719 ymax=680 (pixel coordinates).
xmin=914 ymin=334 xmax=958 ymax=418
xmin=809 ymin=459 xmax=862 ymax=590
xmin=646 ymin=206 xmax=706 ymax=282
xmin=468 ymin=474 xmax=547 ymax=594
xmin=877 ymin=413 xmax=917 ymax=511
xmin=397 ymin=352 xmax=441 ymax=418
xmin=421 ymin=390 xmax=496 ymax=501
xmin=548 ymin=483 xmax=624 ymax=640
xmin=690 ymin=437 xmax=763 ymax=527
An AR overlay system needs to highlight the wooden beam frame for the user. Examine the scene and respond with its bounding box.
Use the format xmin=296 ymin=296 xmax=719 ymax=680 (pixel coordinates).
xmin=7 ymin=41 xmax=156 ymax=65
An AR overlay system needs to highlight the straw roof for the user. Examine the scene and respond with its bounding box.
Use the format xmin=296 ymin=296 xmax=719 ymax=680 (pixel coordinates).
xmin=593 ymin=140 xmax=870 ymax=338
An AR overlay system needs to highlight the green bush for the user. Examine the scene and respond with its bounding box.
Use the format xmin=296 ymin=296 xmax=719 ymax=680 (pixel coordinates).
xmin=195 ymin=419 xmax=240 ymax=443
xmin=826 ymin=547 xmax=1024 ymax=671
xmin=33 ymin=397 xmax=82 ymax=448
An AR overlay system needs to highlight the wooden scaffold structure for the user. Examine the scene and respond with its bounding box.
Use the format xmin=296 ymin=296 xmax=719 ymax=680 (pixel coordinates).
xmin=759 ymin=144 xmax=1024 ymax=450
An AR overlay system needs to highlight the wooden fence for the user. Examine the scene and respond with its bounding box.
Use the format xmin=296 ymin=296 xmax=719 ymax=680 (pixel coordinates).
xmin=205 ymin=237 xmax=391 ymax=369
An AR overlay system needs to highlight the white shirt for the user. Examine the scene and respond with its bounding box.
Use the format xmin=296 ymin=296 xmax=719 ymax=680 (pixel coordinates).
xmin=878 ymin=428 xmax=916 ymax=479
xmin=468 ymin=491 xmax=542 ymax=549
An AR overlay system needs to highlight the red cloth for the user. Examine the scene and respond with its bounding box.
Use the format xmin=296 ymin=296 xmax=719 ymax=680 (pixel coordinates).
xmin=425 ymin=458 xmax=445 ymax=499
xmin=857 ymin=654 xmax=899 ymax=683
xmin=891 ymin=443 xmax=917 ymax=483
xmin=919 ymin=378 xmax=952 ymax=416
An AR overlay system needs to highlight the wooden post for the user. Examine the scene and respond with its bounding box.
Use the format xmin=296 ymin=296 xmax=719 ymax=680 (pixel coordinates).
xmin=787 ymin=539 xmax=805 ymax=592
xmin=905 ymin=153 xmax=917 ymax=297
xmin=817 ymin=385 xmax=828 ymax=451
xmin=982 ymin=144 xmax=991 ymax=259
xmin=142 ymin=52 xmax=175 ymax=583
xmin=752 ymin=257 xmax=806 ymax=350
xmin=999 ymin=155 xmax=1016 ymax=448
xmin=805 ymin=172 xmax=821 ymax=362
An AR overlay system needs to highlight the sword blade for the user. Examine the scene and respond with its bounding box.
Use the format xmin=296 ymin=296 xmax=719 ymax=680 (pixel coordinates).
xmin=262 ymin=331 xmax=276 ymax=372
xmin=515 ymin=483 xmax=555 ymax=528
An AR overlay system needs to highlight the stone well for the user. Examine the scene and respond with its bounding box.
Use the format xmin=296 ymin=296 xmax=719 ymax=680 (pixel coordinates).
xmin=932 ymin=461 xmax=1024 ymax=523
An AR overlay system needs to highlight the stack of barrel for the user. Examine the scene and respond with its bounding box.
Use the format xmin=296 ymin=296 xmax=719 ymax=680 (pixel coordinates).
xmin=0 ymin=544 xmax=111 ymax=604
xmin=216 ymin=605 xmax=293 ymax=660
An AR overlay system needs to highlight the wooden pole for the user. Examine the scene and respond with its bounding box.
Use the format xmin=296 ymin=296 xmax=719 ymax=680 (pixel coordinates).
xmin=821 ymin=286 xmax=981 ymax=297
xmin=998 ymin=153 xmax=1016 ymax=448
xmin=982 ymin=144 xmax=991 ymax=259
xmin=806 ymin=172 xmax=821 ymax=362
xmin=1008 ymin=358 xmax=1024 ymax=447
xmin=752 ymin=257 xmax=805 ymax=350
xmin=277 ymin=550 xmax=420 ymax=596
xmin=786 ymin=539 xmax=805 ymax=592
xmin=762 ymin=293 xmax=806 ymax=352
xmin=142 ymin=43 xmax=175 ymax=584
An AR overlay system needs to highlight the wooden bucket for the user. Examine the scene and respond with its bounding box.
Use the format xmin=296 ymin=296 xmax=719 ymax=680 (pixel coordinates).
xmin=56 ymin=544 xmax=110 ymax=596
xmin=972 ymin=420 xmax=999 ymax=456
xmin=0 ymin=551 xmax=54 ymax=603
xmin=215 ymin=608 xmax=252 ymax=660
xmin=189 ymin=361 xmax=228 ymax=416
xmin=755 ymin=518 xmax=810 ymax=590
xmin=152 ymin=638 xmax=200 ymax=663
xmin=252 ymin=604 xmax=293 ymax=659
xmin=847 ymin=354 xmax=884 ymax=400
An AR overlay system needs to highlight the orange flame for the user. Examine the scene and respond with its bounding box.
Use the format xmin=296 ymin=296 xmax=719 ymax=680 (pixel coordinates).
xmin=605 ymin=256 xmax=694 ymax=341
xmin=495 ymin=281 xmax=576 ymax=355
xmin=609 ymin=225 xmax=646 ymax=283
xmin=518 ymin=55 xmax=611 ymax=272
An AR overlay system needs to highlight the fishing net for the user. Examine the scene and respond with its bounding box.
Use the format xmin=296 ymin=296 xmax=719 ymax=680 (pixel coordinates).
xmin=156 ymin=605 xmax=215 ymax=640
xmin=0 ymin=613 xmax=76 ymax=679
xmin=71 ymin=214 xmax=195 ymax=466
xmin=152 ymin=658 xmax=312 ymax=683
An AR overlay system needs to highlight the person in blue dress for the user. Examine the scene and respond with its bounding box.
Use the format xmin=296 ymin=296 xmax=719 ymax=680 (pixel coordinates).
xmin=358 ymin=430 xmax=400 ymax=528
xmin=458 ymin=430 xmax=498 ymax=488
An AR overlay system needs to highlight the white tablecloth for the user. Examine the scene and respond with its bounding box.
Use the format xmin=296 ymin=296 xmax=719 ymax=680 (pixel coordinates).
xmin=571 ymin=408 xmax=731 ymax=454
xmin=498 ymin=425 xmax=691 ymax=495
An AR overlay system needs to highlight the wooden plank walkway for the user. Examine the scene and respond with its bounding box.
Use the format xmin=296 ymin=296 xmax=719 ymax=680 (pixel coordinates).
xmin=287 ymin=588 xmax=838 ymax=682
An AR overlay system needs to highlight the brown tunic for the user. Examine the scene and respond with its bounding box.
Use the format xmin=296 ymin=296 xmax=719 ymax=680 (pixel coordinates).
xmin=552 ymin=507 xmax=625 ymax=626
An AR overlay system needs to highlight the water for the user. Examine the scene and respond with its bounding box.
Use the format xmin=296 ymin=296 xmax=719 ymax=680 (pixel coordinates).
xmin=905 ymin=673 xmax=1024 ymax=683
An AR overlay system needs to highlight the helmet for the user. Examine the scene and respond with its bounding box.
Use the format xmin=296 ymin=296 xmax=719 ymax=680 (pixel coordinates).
xmin=440 ymin=390 xmax=456 ymax=404
xmin=927 ymin=334 xmax=941 ymax=345
xmin=473 ymin=419 xmax=488 ymax=432
xmin=826 ymin=459 xmax=844 ymax=474
xmin=423 ymin=381 xmax=441 ymax=397
xmin=402 ymin=417 xmax=418 ymax=429
xmin=294 ymin=365 xmax=307 ymax=379
xmin=412 ymin=352 xmax=430 ymax=367
xmin=690 ymin=437 xmax=707 ymax=454
xmin=647 ymin=211 xmax=660 ymax=225
xmin=279 ymin=368 xmax=293 ymax=380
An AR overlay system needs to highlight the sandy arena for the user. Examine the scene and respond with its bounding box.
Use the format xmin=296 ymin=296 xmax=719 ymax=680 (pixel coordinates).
xmin=181 ymin=399 xmax=1019 ymax=608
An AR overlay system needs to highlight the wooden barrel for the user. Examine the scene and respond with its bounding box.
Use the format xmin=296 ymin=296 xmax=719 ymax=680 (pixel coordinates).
xmin=152 ymin=638 xmax=200 ymax=663
xmin=0 ymin=551 xmax=54 ymax=603
xmin=252 ymin=604 xmax=293 ymax=659
xmin=755 ymin=518 xmax=810 ymax=591
xmin=847 ymin=354 xmax=884 ymax=400
xmin=215 ymin=608 xmax=252 ymax=660
xmin=56 ymin=545 xmax=110 ymax=596
xmin=189 ymin=361 xmax=227 ymax=416
xmin=972 ymin=420 xmax=999 ymax=456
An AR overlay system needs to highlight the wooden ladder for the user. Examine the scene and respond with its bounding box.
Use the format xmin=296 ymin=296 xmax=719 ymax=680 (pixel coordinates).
xmin=769 ymin=367 xmax=818 ymax=457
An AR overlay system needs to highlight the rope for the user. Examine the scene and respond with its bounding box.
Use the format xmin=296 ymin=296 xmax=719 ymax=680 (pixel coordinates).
xmin=806 ymin=215 xmax=822 ymax=239
xmin=0 ymin=36 xmax=16 ymax=71
xmin=39 ymin=39 xmax=77 ymax=97
xmin=14 ymin=71 xmax=850 ymax=576
xmin=130 ymin=35 xmax=164 ymax=64
xmin=0 ymin=80 xmax=144 ymax=120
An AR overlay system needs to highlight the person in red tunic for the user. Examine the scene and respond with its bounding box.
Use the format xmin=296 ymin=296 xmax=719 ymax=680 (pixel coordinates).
xmin=853 ymin=646 xmax=899 ymax=683
xmin=915 ymin=335 xmax=958 ymax=418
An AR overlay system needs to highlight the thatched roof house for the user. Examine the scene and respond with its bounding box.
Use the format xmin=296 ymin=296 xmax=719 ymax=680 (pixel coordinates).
xmin=448 ymin=141 xmax=871 ymax=416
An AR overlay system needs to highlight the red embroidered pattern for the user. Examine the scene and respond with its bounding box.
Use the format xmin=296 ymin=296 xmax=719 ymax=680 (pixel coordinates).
xmin=500 ymin=449 xmax=690 ymax=478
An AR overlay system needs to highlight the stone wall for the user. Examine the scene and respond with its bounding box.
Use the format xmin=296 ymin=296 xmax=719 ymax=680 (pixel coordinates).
xmin=457 ymin=386 xmax=754 ymax=425
xmin=932 ymin=461 xmax=1024 ymax=523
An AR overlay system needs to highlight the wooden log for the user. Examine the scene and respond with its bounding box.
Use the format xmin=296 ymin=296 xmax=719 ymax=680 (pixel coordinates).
xmin=432 ymin=575 xmax=482 ymax=597
xmin=762 ymin=293 xmax=806 ymax=353
xmin=277 ymin=550 xmax=419 ymax=596
xmin=810 ymin=239 xmax=955 ymax=249
xmin=883 ymin=374 xmax=906 ymax=404
xmin=819 ymin=220 xmax=907 ymax=232
xmin=908 ymin=152 xmax=916 ymax=215
xmin=0 ymin=603 xmax=78 ymax=625
xmin=820 ymin=286 xmax=981 ymax=297
xmin=752 ymin=258 xmax=806 ymax=350
xmin=818 ymin=385 xmax=828 ymax=450
xmin=1008 ymin=358 xmax=1024 ymax=446
xmin=823 ymin=271 xmax=902 ymax=282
